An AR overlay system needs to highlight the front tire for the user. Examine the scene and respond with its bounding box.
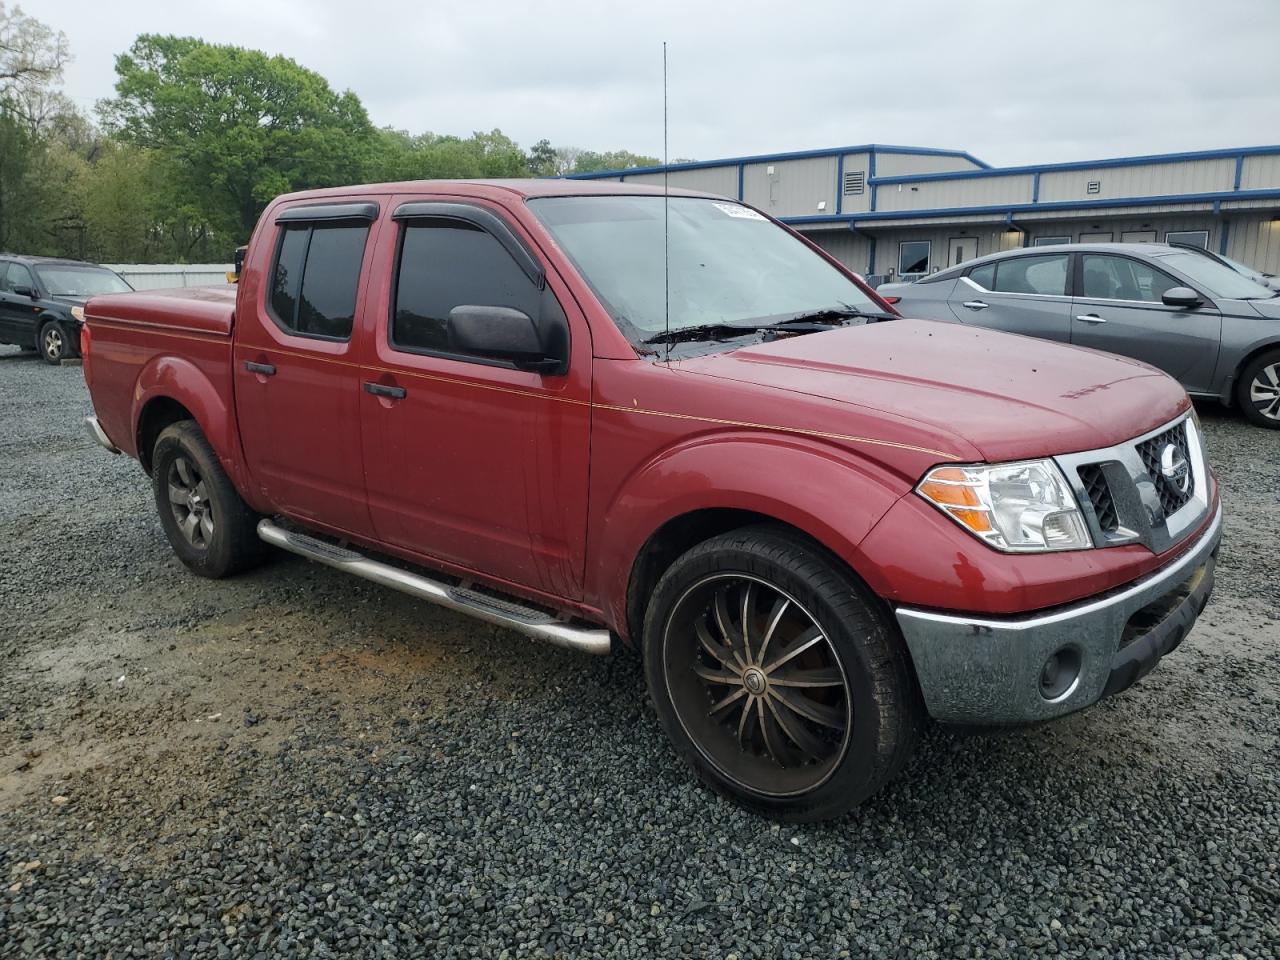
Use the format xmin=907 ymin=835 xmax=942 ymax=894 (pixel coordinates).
xmin=151 ymin=421 xmax=265 ymax=578
xmin=39 ymin=321 xmax=71 ymax=364
xmin=1237 ymin=349 xmax=1280 ymax=428
xmin=643 ymin=525 xmax=922 ymax=822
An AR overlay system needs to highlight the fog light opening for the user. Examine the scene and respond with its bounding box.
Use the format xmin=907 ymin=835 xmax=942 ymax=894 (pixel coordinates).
xmin=1039 ymin=646 xmax=1082 ymax=702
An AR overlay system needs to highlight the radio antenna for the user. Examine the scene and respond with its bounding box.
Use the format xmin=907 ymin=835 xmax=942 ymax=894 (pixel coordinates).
xmin=663 ymin=40 xmax=670 ymax=363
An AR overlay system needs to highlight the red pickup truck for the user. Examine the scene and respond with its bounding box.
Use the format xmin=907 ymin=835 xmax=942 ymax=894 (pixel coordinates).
xmin=81 ymin=179 xmax=1221 ymax=820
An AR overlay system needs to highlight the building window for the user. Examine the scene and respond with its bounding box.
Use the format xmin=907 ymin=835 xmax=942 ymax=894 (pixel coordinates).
xmin=843 ymin=171 xmax=866 ymax=196
xmin=1032 ymin=236 xmax=1070 ymax=247
xmin=1121 ymin=230 xmax=1157 ymax=244
xmin=1165 ymin=229 xmax=1209 ymax=249
xmin=898 ymin=241 xmax=931 ymax=276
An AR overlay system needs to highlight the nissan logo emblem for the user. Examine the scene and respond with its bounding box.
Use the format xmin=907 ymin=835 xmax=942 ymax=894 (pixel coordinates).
xmin=1159 ymin=443 xmax=1190 ymax=494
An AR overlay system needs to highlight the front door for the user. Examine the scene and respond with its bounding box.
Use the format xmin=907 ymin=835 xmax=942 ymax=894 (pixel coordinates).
xmin=1071 ymin=253 xmax=1222 ymax=393
xmin=232 ymin=203 xmax=379 ymax=537
xmin=950 ymin=251 xmax=1073 ymax=342
xmin=0 ymin=261 xmax=39 ymax=347
xmin=948 ymin=237 xmax=978 ymax=267
xmin=359 ymin=199 xmax=592 ymax=600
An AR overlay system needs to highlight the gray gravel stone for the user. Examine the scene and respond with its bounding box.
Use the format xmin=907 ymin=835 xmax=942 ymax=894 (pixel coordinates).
xmin=0 ymin=344 xmax=1277 ymax=958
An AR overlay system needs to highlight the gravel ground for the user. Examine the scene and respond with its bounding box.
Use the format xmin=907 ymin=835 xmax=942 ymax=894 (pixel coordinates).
xmin=1 ymin=343 xmax=1277 ymax=959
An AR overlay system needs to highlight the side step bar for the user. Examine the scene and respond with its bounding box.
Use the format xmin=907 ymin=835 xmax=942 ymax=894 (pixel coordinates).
xmin=257 ymin=520 xmax=612 ymax=655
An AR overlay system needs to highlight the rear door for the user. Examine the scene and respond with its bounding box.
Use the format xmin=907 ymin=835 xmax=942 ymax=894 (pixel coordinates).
xmin=1070 ymin=253 xmax=1222 ymax=393
xmin=948 ymin=252 xmax=1073 ymax=342
xmin=232 ymin=201 xmax=379 ymax=537
xmin=358 ymin=196 xmax=592 ymax=600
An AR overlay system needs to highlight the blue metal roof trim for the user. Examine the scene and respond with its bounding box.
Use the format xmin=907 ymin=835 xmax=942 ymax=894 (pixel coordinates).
xmin=563 ymin=143 xmax=988 ymax=180
xmin=869 ymin=145 xmax=1280 ymax=185
xmin=776 ymin=187 xmax=1280 ymax=227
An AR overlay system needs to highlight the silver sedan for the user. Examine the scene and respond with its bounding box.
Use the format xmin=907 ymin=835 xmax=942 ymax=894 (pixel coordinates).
xmin=879 ymin=243 xmax=1280 ymax=428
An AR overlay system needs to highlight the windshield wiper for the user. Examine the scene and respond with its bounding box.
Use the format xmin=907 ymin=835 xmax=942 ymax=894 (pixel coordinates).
xmin=780 ymin=306 xmax=898 ymax=324
xmin=641 ymin=323 xmax=762 ymax=345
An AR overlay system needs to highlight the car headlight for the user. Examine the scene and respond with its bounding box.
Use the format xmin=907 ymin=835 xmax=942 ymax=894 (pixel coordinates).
xmin=71 ymin=306 xmax=85 ymax=323
xmin=917 ymin=459 xmax=1092 ymax=552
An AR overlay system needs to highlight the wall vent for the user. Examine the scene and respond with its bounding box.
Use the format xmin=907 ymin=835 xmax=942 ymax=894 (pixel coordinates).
xmin=1086 ymin=179 xmax=1101 ymax=194
xmin=843 ymin=170 xmax=866 ymax=196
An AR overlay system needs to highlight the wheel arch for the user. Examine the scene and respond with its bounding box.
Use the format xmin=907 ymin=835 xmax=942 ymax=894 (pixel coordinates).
xmin=595 ymin=433 xmax=913 ymax=645
xmin=1221 ymin=337 xmax=1280 ymax=406
xmin=130 ymin=355 xmax=253 ymax=498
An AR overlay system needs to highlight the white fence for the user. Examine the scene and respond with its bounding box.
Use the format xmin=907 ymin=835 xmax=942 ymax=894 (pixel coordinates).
xmin=105 ymin=264 xmax=234 ymax=291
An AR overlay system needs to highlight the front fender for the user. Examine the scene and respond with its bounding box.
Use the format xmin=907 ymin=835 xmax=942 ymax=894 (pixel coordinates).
xmin=588 ymin=432 xmax=911 ymax=635
xmin=130 ymin=354 xmax=252 ymax=496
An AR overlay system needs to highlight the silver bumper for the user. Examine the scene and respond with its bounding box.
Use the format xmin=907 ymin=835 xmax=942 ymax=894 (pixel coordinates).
xmin=85 ymin=415 xmax=120 ymax=454
xmin=895 ymin=504 xmax=1222 ymax=725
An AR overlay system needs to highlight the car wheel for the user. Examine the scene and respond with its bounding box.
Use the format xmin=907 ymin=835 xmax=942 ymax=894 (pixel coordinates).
xmin=39 ymin=321 xmax=70 ymax=364
xmin=643 ymin=524 xmax=922 ymax=821
xmin=151 ymin=420 xmax=266 ymax=578
xmin=1237 ymin=349 xmax=1280 ymax=429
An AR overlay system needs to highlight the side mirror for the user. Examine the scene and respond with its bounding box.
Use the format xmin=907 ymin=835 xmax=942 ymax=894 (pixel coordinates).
xmin=1162 ymin=286 xmax=1203 ymax=309
xmin=447 ymin=305 xmax=568 ymax=375
xmin=12 ymin=285 xmax=37 ymax=299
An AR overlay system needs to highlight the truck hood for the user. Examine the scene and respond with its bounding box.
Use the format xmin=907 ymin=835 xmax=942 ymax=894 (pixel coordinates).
xmin=677 ymin=320 xmax=1189 ymax=462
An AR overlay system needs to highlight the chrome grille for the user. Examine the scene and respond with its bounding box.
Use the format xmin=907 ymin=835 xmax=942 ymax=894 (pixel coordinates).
xmin=1077 ymin=464 xmax=1118 ymax=533
xmin=1135 ymin=422 xmax=1194 ymax=519
xmin=1055 ymin=412 xmax=1209 ymax=555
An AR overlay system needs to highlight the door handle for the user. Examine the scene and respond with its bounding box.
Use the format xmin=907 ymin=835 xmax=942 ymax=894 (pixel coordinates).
xmin=243 ymin=360 xmax=276 ymax=375
xmin=961 ymin=300 xmax=989 ymax=310
xmin=363 ymin=381 xmax=407 ymax=400
xmin=1075 ymin=314 xmax=1107 ymax=324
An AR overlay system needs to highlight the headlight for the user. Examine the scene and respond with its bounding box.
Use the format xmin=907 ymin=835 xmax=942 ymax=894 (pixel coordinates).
xmin=917 ymin=460 xmax=1092 ymax=552
xmin=71 ymin=306 xmax=85 ymax=323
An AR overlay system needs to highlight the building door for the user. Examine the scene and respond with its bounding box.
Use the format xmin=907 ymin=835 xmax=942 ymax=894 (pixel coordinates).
xmin=948 ymin=237 xmax=978 ymax=267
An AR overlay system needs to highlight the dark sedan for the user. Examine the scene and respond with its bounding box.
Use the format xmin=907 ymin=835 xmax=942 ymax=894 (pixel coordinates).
xmin=0 ymin=256 xmax=133 ymax=364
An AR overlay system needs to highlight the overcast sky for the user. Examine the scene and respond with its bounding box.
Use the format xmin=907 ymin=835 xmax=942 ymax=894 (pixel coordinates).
xmin=37 ymin=0 xmax=1280 ymax=168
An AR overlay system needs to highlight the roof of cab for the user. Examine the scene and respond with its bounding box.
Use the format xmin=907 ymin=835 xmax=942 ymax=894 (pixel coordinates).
xmin=271 ymin=177 xmax=722 ymax=205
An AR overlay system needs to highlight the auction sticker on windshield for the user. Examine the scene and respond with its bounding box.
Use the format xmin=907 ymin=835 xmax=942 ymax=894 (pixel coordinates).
xmin=713 ymin=202 xmax=767 ymax=221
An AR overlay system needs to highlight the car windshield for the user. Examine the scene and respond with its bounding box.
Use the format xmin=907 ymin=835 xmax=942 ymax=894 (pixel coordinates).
xmin=528 ymin=195 xmax=880 ymax=347
xmin=33 ymin=264 xmax=133 ymax=297
xmin=1157 ymin=251 xmax=1275 ymax=300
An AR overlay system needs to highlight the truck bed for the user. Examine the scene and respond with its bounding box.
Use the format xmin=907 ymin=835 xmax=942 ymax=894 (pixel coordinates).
xmin=84 ymin=285 xmax=238 ymax=462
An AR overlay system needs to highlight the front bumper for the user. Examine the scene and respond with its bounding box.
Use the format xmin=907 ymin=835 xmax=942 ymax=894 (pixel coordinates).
xmin=895 ymin=504 xmax=1222 ymax=724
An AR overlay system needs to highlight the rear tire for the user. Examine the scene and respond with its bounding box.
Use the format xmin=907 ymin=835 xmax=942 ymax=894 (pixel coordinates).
xmin=1237 ymin=349 xmax=1280 ymax=428
xmin=151 ymin=421 xmax=265 ymax=578
xmin=39 ymin=321 xmax=70 ymax=365
xmin=642 ymin=524 xmax=922 ymax=822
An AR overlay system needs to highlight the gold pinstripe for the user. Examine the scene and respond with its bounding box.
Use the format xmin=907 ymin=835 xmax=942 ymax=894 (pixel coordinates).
xmin=87 ymin=322 xmax=957 ymax=460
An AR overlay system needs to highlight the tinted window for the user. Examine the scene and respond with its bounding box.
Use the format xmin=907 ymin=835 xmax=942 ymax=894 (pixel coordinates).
xmin=1081 ymin=255 xmax=1179 ymax=303
xmin=899 ymin=241 xmax=930 ymax=275
xmin=992 ymin=254 xmax=1067 ymax=296
xmin=968 ymin=263 xmax=995 ymax=290
xmin=269 ymin=223 xmax=368 ymax=339
xmin=393 ymin=219 xmax=541 ymax=356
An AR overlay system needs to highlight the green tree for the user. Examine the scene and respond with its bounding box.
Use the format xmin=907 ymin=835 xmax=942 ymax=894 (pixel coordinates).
xmin=572 ymin=149 xmax=660 ymax=174
xmin=100 ymin=35 xmax=376 ymax=240
xmin=369 ymin=127 xmax=530 ymax=182
xmin=527 ymin=138 xmax=558 ymax=177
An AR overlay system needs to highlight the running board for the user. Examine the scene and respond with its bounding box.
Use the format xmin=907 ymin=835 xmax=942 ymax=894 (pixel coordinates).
xmin=256 ymin=520 xmax=612 ymax=655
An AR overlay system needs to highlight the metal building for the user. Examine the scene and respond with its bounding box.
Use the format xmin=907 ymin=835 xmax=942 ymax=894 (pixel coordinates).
xmin=568 ymin=144 xmax=1280 ymax=283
